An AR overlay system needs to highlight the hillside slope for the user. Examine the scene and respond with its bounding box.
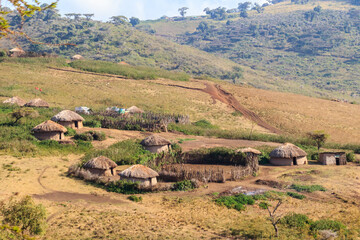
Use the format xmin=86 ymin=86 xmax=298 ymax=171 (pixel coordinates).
xmin=0 ymin=59 xmax=359 ymax=144
xmin=140 ymin=1 xmax=360 ymax=101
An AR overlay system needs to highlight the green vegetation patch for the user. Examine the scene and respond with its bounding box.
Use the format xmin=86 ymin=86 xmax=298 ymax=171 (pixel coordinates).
xmin=215 ymin=194 xmax=255 ymax=211
xmin=286 ymin=192 xmax=306 ymax=200
xmin=69 ymin=60 xmax=190 ymax=81
xmin=290 ymin=184 xmax=326 ymax=193
xmin=128 ymin=195 xmax=143 ymax=202
xmin=171 ymin=180 xmax=196 ymax=191
xmin=104 ymin=180 xmax=142 ymax=194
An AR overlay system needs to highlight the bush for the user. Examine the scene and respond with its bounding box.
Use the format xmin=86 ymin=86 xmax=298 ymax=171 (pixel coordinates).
xmin=105 ymin=180 xmax=141 ymax=194
xmin=346 ymin=152 xmax=355 ymax=162
xmin=215 ymin=194 xmax=255 ymax=211
xmin=193 ymin=119 xmax=217 ymax=129
xmin=91 ymin=131 xmax=106 ymax=141
xmin=281 ymin=213 xmax=312 ymax=229
xmin=65 ymin=128 xmax=76 ymax=137
xmin=0 ymin=196 xmax=47 ymax=235
xmin=287 ymin=192 xmax=306 ymax=200
xmin=290 ymin=184 xmax=326 ymax=193
xmin=83 ymin=120 xmax=101 ymax=128
xmin=310 ymin=219 xmax=346 ymax=232
xmin=74 ymin=133 xmax=94 ymax=141
xmin=172 ymin=180 xmax=196 ymax=191
xmin=128 ymin=195 xmax=143 ymax=202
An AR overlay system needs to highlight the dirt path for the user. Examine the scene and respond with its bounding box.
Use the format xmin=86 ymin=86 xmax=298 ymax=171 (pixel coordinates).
xmin=156 ymin=82 xmax=281 ymax=134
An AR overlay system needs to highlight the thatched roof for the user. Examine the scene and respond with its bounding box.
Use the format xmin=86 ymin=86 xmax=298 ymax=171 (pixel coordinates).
xmin=32 ymin=120 xmax=67 ymax=133
xmin=10 ymin=47 xmax=25 ymax=53
xmin=237 ymin=148 xmax=261 ymax=155
xmin=25 ymin=98 xmax=49 ymax=108
xmin=141 ymin=135 xmax=171 ymax=147
xmin=127 ymin=106 xmax=144 ymax=114
xmin=83 ymin=156 xmax=117 ymax=170
xmin=269 ymin=143 xmax=307 ymax=158
xmin=51 ymin=110 xmax=84 ymax=122
xmin=71 ymin=54 xmax=84 ymax=60
xmin=119 ymin=165 xmax=159 ymax=179
xmin=3 ymin=96 xmax=27 ymax=106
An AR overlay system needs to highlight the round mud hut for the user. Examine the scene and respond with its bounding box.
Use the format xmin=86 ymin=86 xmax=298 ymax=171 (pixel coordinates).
xmin=126 ymin=106 xmax=144 ymax=114
xmin=119 ymin=165 xmax=159 ymax=188
xmin=269 ymin=143 xmax=308 ymax=166
xmin=141 ymin=135 xmax=171 ymax=153
xmin=9 ymin=47 xmax=25 ymax=57
xmin=25 ymin=98 xmax=49 ymax=108
xmin=32 ymin=120 xmax=67 ymax=141
xmin=51 ymin=110 xmax=84 ymax=129
xmin=2 ymin=96 xmax=27 ymax=106
xmin=83 ymin=156 xmax=117 ymax=177
xmin=71 ymin=54 xmax=84 ymax=60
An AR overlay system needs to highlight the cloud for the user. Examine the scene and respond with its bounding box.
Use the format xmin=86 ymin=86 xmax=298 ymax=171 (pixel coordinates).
xmin=46 ymin=0 xmax=264 ymax=21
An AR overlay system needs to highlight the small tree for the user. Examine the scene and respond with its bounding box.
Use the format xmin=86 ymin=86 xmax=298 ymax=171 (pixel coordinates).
xmin=178 ymin=7 xmax=189 ymax=18
xmin=129 ymin=17 xmax=140 ymax=27
xmin=314 ymin=5 xmax=322 ymax=13
xmin=0 ymin=196 xmax=47 ymax=235
xmin=83 ymin=13 xmax=94 ymax=20
xmin=110 ymin=15 xmax=129 ymax=25
xmin=307 ymin=130 xmax=329 ymax=152
xmin=266 ymin=200 xmax=283 ymax=237
xmin=11 ymin=108 xmax=39 ymax=124
xmin=196 ymin=21 xmax=209 ymax=32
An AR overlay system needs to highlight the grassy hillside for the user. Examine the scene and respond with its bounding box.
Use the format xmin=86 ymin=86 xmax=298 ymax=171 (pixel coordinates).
xmin=1 ymin=58 xmax=360 ymax=145
xmin=140 ymin=1 xmax=360 ymax=101
xmin=0 ymin=11 xmax=243 ymax=82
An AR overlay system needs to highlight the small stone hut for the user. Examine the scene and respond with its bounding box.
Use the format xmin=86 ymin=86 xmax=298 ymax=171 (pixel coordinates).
xmin=83 ymin=156 xmax=117 ymax=177
xmin=127 ymin=106 xmax=144 ymax=114
xmin=119 ymin=165 xmax=159 ymax=188
xmin=269 ymin=143 xmax=308 ymax=166
xmin=25 ymin=98 xmax=49 ymax=108
xmin=32 ymin=120 xmax=67 ymax=141
xmin=9 ymin=47 xmax=25 ymax=57
xmin=319 ymin=152 xmax=346 ymax=165
xmin=2 ymin=96 xmax=27 ymax=106
xmin=51 ymin=110 xmax=84 ymax=129
xmin=71 ymin=54 xmax=84 ymax=60
xmin=237 ymin=148 xmax=261 ymax=173
xmin=141 ymin=135 xmax=171 ymax=153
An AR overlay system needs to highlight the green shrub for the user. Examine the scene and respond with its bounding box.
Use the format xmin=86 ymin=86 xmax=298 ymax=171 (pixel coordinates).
xmin=193 ymin=119 xmax=217 ymax=129
xmin=310 ymin=219 xmax=346 ymax=232
xmin=83 ymin=120 xmax=101 ymax=128
xmin=290 ymin=184 xmax=326 ymax=193
xmin=91 ymin=131 xmax=106 ymax=141
xmin=0 ymin=196 xmax=47 ymax=235
xmin=65 ymin=128 xmax=76 ymax=137
xmin=74 ymin=133 xmax=94 ymax=141
xmin=281 ymin=213 xmax=312 ymax=229
xmin=105 ymin=180 xmax=141 ymax=194
xmin=259 ymin=201 xmax=270 ymax=209
xmin=346 ymin=152 xmax=355 ymax=162
xmin=215 ymin=194 xmax=255 ymax=211
xmin=128 ymin=195 xmax=143 ymax=202
xmin=287 ymin=192 xmax=306 ymax=200
xmin=172 ymin=180 xmax=196 ymax=191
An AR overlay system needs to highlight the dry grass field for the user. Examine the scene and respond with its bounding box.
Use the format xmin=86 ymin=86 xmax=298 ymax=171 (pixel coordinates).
xmin=1 ymin=155 xmax=360 ymax=239
xmin=1 ymin=60 xmax=359 ymax=144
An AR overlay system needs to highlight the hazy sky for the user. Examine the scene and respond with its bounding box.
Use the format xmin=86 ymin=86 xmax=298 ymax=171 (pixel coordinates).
xmin=11 ymin=0 xmax=263 ymax=21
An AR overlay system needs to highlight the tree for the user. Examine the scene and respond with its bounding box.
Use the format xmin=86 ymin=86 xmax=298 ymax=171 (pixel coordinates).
xmin=0 ymin=196 xmax=47 ymax=235
xmin=314 ymin=5 xmax=322 ymax=13
xmin=110 ymin=15 xmax=129 ymax=25
xmin=196 ymin=21 xmax=209 ymax=32
xmin=11 ymin=108 xmax=39 ymax=124
xmin=307 ymin=130 xmax=329 ymax=152
xmin=73 ymin=13 xmax=82 ymax=21
xmin=129 ymin=17 xmax=140 ymax=27
xmin=238 ymin=2 xmax=252 ymax=11
xmin=240 ymin=10 xmax=249 ymax=18
xmin=266 ymin=200 xmax=283 ymax=237
xmin=253 ymin=3 xmax=265 ymax=13
xmin=83 ymin=14 xmax=94 ymax=21
xmin=204 ymin=7 xmax=227 ymax=20
xmin=178 ymin=7 xmax=189 ymax=18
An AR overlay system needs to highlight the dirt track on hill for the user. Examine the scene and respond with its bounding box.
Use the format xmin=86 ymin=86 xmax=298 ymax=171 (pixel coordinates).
xmin=158 ymin=82 xmax=281 ymax=134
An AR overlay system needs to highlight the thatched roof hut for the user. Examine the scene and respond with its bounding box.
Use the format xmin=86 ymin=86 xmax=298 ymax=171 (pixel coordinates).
xmin=141 ymin=135 xmax=171 ymax=153
xmin=9 ymin=47 xmax=25 ymax=57
xmin=32 ymin=120 xmax=67 ymax=141
xmin=119 ymin=165 xmax=159 ymax=187
xmin=71 ymin=54 xmax=84 ymax=60
xmin=83 ymin=156 xmax=117 ymax=176
xmin=25 ymin=98 xmax=49 ymax=108
xmin=127 ymin=106 xmax=144 ymax=114
xmin=269 ymin=143 xmax=307 ymax=166
xmin=237 ymin=148 xmax=261 ymax=155
xmin=2 ymin=96 xmax=27 ymax=106
xmin=51 ymin=110 xmax=85 ymax=129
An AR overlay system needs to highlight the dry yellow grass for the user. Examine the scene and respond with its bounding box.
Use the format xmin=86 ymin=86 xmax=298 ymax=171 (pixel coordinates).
xmin=1 ymin=155 xmax=360 ymax=239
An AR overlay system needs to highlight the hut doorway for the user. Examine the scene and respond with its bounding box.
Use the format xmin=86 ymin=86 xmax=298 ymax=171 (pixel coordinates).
xmin=59 ymin=132 xmax=62 ymax=140
xmin=336 ymin=157 xmax=340 ymax=165
xmin=293 ymin=157 xmax=298 ymax=166
xmin=75 ymin=121 xmax=79 ymax=128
